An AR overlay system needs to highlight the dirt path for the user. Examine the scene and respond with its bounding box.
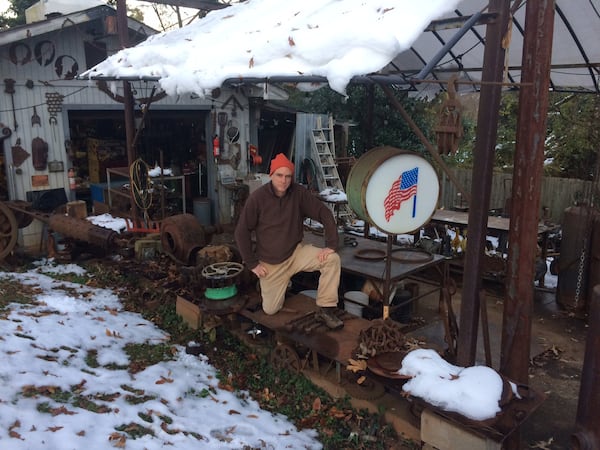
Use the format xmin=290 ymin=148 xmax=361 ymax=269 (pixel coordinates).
xmin=520 ymin=291 xmax=587 ymax=449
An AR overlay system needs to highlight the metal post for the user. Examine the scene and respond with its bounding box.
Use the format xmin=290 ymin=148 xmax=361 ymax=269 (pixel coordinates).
xmin=500 ymin=2 xmax=555 ymax=449
xmin=500 ymin=0 xmax=555 ymax=382
xmin=456 ymin=0 xmax=511 ymax=367
xmin=572 ymin=285 xmax=600 ymax=449
xmin=117 ymin=0 xmax=139 ymax=224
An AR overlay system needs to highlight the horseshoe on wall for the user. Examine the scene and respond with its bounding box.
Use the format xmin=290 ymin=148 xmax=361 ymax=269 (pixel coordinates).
xmin=9 ymin=43 xmax=32 ymax=65
xmin=34 ymin=40 xmax=56 ymax=66
xmin=54 ymin=55 xmax=78 ymax=80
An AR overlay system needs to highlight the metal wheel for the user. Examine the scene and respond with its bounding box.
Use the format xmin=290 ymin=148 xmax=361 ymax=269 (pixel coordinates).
xmin=0 ymin=202 xmax=18 ymax=260
xmin=343 ymin=376 xmax=385 ymax=400
xmin=201 ymin=261 xmax=244 ymax=280
xmin=270 ymin=343 xmax=301 ymax=373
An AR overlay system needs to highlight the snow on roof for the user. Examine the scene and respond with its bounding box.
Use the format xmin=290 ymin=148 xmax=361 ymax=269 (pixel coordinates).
xmin=81 ymin=0 xmax=461 ymax=97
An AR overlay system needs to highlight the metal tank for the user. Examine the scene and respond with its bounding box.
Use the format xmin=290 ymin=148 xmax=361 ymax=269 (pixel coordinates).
xmin=587 ymin=215 xmax=600 ymax=304
xmin=556 ymin=205 xmax=599 ymax=312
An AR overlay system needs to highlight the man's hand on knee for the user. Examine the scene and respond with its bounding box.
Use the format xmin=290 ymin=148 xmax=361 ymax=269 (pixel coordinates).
xmin=317 ymin=248 xmax=335 ymax=263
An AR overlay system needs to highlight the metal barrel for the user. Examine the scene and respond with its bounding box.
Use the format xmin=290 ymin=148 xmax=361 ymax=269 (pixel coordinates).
xmin=587 ymin=216 xmax=600 ymax=305
xmin=346 ymin=146 xmax=399 ymax=223
xmin=48 ymin=214 xmax=117 ymax=249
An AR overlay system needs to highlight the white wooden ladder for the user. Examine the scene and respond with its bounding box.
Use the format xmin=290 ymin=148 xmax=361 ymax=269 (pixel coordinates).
xmin=310 ymin=115 xmax=354 ymax=224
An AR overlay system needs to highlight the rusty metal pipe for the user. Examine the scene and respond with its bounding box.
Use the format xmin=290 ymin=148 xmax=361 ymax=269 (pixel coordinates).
xmin=572 ymin=285 xmax=600 ymax=450
xmin=501 ymin=0 xmax=555 ymax=382
xmin=48 ymin=214 xmax=117 ymax=250
xmin=456 ymin=0 xmax=511 ymax=367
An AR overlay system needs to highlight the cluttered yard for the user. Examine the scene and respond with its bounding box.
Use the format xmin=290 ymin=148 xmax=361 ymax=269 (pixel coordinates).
xmin=0 ymin=228 xmax=589 ymax=450
xmin=0 ymin=247 xmax=417 ymax=450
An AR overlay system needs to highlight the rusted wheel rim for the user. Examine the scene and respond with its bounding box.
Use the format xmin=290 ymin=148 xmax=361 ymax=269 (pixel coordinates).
xmin=270 ymin=343 xmax=301 ymax=372
xmin=0 ymin=202 xmax=18 ymax=260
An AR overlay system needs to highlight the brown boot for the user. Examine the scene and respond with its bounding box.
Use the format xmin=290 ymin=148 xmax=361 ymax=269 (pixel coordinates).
xmin=315 ymin=307 xmax=344 ymax=330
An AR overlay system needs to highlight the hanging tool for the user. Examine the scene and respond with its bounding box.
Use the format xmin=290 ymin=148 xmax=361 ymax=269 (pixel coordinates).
xmin=4 ymin=79 xmax=18 ymax=131
xmin=217 ymin=111 xmax=228 ymax=158
xmin=31 ymin=106 xmax=41 ymax=126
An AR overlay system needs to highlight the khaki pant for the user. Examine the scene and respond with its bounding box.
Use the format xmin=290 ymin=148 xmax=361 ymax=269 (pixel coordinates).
xmin=259 ymin=243 xmax=341 ymax=315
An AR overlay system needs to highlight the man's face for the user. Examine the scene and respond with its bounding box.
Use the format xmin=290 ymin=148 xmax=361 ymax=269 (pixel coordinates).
xmin=271 ymin=167 xmax=293 ymax=196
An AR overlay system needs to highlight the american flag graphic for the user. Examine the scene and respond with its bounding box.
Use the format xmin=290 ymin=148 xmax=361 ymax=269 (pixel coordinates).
xmin=383 ymin=167 xmax=419 ymax=221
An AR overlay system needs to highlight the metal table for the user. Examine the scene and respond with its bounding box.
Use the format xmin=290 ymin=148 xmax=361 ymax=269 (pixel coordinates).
xmin=303 ymin=230 xmax=457 ymax=354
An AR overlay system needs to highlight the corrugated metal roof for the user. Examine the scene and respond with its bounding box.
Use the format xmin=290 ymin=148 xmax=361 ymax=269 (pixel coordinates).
xmin=389 ymin=0 xmax=600 ymax=95
xmin=0 ymin=5 xmax=157 ymax=47
xmin=77 ymin=1 xmax=599 ymax=95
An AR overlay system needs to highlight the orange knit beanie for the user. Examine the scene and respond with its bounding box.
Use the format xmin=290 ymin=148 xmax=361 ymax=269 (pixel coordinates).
xmin=269 ymin=153 xmax=295 ymax=175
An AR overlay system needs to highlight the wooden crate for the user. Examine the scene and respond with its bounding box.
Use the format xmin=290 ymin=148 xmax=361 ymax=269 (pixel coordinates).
xmin=176 ymin=296 xmax=202 ymax=330
xmin=421 ymin=409 xmax=501 ymax=450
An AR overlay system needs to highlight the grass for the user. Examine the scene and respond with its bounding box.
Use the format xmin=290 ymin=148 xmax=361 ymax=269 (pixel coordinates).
xmin=1 ymin=256 xmax=419 ymax=449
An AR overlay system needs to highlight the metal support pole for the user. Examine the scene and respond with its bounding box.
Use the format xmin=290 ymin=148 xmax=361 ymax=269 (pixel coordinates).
xmin=500 ymin=2 xmax=555 ymax=449
xmin=117 ymin=0 xmax=139 ymax=224
xmin=414 ymin=12 xmax=483 ymax=80
xmin=500 ymin=0 xmax=555 ymax=381
xmin=572 ymin=285 xmax=600 ymax=450
xmin=456 ymin=0 xmax=511 ymax=367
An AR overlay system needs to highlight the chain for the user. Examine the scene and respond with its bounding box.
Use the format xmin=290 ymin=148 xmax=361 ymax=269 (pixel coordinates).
xmin=574 ymin=238 xmax=587 ymax=308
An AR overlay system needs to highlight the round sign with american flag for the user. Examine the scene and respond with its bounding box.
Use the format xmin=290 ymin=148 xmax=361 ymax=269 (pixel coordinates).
xmin=347 ymin=147 xmax=439 ymax=235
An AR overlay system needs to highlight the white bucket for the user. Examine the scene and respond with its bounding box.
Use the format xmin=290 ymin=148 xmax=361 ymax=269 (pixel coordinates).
xmin=343 ymin=291 xmax=369 ymax=317
xmin=299 ymin=290 xmax=318 ymax=299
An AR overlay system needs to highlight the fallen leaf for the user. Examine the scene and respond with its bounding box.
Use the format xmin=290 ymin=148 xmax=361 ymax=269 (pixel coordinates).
xmin=9 ymin=430 xmax=23 ymax=440
xmin=288 ymin=36 xmax=295 ymax=46
xmin=51 ymin=405 xmax=77 ymax=416
xmin=329 ymin=406 xmax=348 ymax=419
xmin=228 ymin=409 xmax=241 ymax=415
xmin=155 ymin=376 xmax=174 ymax=385
xmin=346 ymin=358 xmax=367 ymax=373
xmin=218 ymin=381 xmax=234 ymax=392
xmin=46 ymin=426 xmax=64 ymax=432
xmin=108 ymin=432 xmax=127 ymax=448
xmin=312 ymin=396 xmax=322 ymax=411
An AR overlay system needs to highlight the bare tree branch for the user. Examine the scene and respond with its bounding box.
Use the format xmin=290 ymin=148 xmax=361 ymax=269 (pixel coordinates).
xmin=135 ymin=0 xmax=229 ymax=11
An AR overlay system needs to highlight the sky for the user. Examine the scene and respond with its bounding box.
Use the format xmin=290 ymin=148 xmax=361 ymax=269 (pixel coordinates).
xmin=82 ymin=0 xmax=463 ymax=97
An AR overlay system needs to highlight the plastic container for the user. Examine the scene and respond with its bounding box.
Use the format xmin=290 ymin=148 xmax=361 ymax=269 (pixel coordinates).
xmin=299 ymin=290 xmax=318 ymax=299
xmin=343 ymin=291 xmax=369 ymax=317
xmin=193 ymin=197 xmax=211 ymax=226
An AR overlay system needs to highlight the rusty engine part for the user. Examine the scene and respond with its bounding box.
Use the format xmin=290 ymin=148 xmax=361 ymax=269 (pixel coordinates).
xmin=160 ymin=213 xmax=221 ymax=265
xmin=48 ymin=214 xmax=119 ymax=250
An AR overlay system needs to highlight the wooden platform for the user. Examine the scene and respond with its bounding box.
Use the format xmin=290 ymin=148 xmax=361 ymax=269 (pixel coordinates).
xmin=239 ymin=293 xmax=372 ymax=364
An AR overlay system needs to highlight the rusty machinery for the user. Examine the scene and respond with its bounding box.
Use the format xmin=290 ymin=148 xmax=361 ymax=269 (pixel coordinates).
xmin=0 ymin=200 xmax=131 ymax=260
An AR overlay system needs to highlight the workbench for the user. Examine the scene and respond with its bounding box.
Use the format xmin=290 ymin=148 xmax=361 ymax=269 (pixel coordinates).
xmin=303 ymin=231 xmax=446 ymax=286
xmin=302 ymin=231 xmax=459 ymax=351
xmin=430 ymin=209 xmax=558 ymax=286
